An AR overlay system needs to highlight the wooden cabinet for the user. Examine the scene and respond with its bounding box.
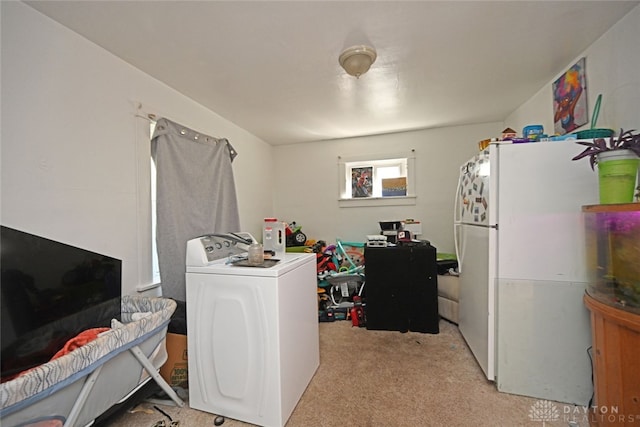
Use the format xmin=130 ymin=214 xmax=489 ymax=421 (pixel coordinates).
xmin=584 ymin=294 xmax=640 ymax=426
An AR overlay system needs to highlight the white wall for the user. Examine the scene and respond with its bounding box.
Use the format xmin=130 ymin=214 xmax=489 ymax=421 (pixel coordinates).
xmin=1 ymin=2 xmax=274 ymax=295
xmin=506 ymin=4 xmax=640 ymax=138
xmin=273 ymin=122 xmax=503 ymax=253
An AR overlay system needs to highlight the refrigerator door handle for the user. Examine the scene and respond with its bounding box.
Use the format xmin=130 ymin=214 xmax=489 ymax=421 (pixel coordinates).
xmin=453 ymin=167 xmax=463 ymax=225
xmin=454 ymin=223 xmax=463 ymax=273
xmin=453 ymin=167 xmax=464 ymax=272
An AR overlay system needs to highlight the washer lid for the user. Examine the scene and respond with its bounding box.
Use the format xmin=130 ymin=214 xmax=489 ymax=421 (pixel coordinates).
xmin=186 ymin=253 xmax=315 ymax=277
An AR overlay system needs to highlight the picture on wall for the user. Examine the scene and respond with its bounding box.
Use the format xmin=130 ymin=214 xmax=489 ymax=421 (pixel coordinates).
xmin=382 ymin=177 xmax=407 ymax=197
xmin=351 ymin=166 xmax=373 ymax=198
xmin=552 ymin=57 xmax=587 ymax=135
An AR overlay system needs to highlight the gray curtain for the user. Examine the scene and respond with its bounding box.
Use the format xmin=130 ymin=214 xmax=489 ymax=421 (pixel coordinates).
xmin=151 ymin=118 xmax=240 ymax=301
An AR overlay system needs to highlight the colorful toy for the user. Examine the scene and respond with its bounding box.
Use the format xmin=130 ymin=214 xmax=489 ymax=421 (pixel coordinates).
xmin=285 ymin=221 xmax=307 ymax=246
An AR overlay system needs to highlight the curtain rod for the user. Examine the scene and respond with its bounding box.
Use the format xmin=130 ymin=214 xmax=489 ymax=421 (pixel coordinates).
xmin=134 ymin=113 xmax=157 ymax=122
xmin=134 ymin=101 xmax=158 ymax=122
xmin=134 ymin=100 xmax=238 ymax=161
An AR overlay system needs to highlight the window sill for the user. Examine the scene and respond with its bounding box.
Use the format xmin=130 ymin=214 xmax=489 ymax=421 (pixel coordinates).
xmin=338 ymin=195 xmax=416 ymax=208
xmin=136 ymin=282 xmax=161 ymax=292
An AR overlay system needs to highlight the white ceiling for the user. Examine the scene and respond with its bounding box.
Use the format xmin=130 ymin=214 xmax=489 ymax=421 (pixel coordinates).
xmin=24 ymin=1 xmax=638 ymax=146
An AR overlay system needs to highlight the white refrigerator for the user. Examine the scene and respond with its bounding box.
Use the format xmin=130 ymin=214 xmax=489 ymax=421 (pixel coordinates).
xmin=454 ymin=140 xmax=598 ymax=405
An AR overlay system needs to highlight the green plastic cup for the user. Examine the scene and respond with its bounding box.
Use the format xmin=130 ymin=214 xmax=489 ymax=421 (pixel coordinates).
xmin=597 ymin=150 xmax=640 ymax=204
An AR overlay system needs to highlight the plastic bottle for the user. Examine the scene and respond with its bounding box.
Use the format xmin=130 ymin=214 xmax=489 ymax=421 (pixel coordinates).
xmin=263 ymin=218 xmax=286 ymax=258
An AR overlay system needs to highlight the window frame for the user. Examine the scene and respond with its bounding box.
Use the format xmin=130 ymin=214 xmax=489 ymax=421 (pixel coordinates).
xmin=149 ymin=122 xmax=161 ymax=284
xmin=338 ymin=151 xmax=416 ymax=207
xmin=134 ymin=103 xmax=161 ymax=293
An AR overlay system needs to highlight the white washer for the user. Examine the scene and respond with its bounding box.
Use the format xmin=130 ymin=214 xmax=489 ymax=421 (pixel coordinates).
xmin=185 ymin=233 xmax=319 ymax=427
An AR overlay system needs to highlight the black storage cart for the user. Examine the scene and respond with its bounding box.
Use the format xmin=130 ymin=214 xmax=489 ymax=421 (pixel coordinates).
xmin=364 ymin=242 xmax=439 ymax=334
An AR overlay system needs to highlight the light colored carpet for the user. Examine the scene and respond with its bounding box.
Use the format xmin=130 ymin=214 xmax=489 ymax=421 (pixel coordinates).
xmin=106 ymin=320 xmax=590 ymax=426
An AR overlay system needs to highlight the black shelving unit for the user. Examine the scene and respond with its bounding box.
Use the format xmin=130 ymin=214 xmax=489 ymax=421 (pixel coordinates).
xmin=364 ymin=243 xmax=439 ymax=334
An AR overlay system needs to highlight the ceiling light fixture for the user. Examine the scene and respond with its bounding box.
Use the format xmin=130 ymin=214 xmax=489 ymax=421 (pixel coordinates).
xmin=339 ymin=45 xmax=377 ymax=78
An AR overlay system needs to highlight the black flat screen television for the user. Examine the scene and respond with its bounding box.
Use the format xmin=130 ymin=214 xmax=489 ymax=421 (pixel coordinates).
xmin=1 ymin=226 xmax=122 ymax=381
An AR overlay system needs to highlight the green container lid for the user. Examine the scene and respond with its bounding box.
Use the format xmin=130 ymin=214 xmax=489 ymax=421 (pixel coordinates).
xmin=576 ymin=128 xmax=614 ymax=139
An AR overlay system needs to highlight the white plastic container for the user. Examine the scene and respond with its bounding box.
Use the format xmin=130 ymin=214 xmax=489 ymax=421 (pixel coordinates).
xmin=263 ymin=218 xmax=286 ymax=259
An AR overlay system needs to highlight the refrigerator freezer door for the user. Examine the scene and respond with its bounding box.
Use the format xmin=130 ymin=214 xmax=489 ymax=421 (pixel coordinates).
xmin=456 ymin=149 xmax=492 ymax=226
xmin=454 ymin=148 xmax=495 ymax=274
xmin=458 ymin=223 xmax=496 ymax=381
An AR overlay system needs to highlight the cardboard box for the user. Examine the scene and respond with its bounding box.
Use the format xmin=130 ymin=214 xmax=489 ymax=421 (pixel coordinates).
xmin=160 ymin=333 xmax=188 ymax=388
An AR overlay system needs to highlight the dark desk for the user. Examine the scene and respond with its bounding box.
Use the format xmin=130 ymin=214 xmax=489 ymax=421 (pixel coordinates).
xmin=364 ymin=244 xmax=439 ymax=334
